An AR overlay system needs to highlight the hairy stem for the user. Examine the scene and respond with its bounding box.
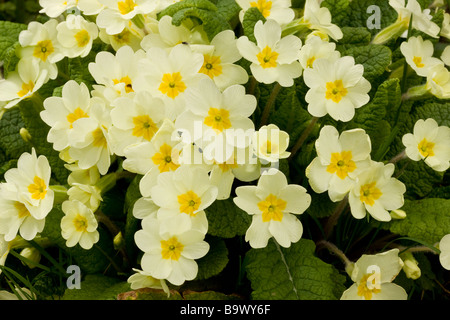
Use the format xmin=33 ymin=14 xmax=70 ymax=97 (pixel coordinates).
xmin=259 ymin=82 xmax=281 ymax=128
xmin=288 ymin=116 xmax=319 ymax=160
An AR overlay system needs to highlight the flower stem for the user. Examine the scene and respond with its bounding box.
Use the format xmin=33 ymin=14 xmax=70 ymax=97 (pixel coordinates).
xmin=316 ymin=239 xmax=353 ymax=268
xmin=259 ymin=82 xmax=281 ymax=128
xmin=324 ymin=195 xmax=349 ymax=239
xmin=288 ymin=116 xmax=318 ymax=160
xmin=388 ymin=149 xmax=407 ymax=164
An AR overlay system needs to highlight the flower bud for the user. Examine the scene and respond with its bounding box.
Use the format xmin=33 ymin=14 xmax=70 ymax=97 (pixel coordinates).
xmin=113 ymin=232 xmax=125 ymax=250
xmin=20 ymin=247 xmax=41 ymax=269
xmin=400 ymin=252 xmax=421 ymax=280
xmin=390 ymin=209 xmax=407 ymax=220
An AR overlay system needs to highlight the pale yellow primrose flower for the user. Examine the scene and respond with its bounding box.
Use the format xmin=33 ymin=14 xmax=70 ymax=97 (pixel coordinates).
xmin=300 ymin=0 xmax=343 ymax=41
xmin=233 ymin=169 xmax=311 ymax=249
xmin=3 ymin=148 xmax=54 ymax=221
xmin=39 ymin=0 xmax=104 ymax=17
xmin=252 ymin=124 xmax=290 ymax=163
xmin=18 ymin=19 xmax=64 ymax=81
xmin=40 ymin=80 xmax=92 ymax=152
xmin=134 ymin=216 xmax=210 ymax=286
xmin=56 ymin=14 xmax=99 ymax=59
xmin=305 ymin=125 xmax=372 ymax=202
xmin=61 ymin=200 xmax=100 ymax=250
xmin=348 ymin=161 xmax=406 ymax=222
xmin=400 ymin=36 xmax=443 ymax=77
xmin=0 ymin=58 xmax=48 ymax=109
xmin=303 ymin=56 xmax=371 ymax=122
xmin=236 ymin=19 xmax=303 ymax=87
xmin=402 ymin=118 xmax=450 ymax=172
xmin=341 ymin=249 xmax=407 ymax=300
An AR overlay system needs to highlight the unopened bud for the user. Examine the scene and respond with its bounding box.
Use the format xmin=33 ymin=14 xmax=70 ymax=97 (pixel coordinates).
xmin=390 ymin=209 xmax=407 ymax=220
xmin=20 ymin=247 xmax=41 ymax=269
xmin=19 ymin=128 xmax=32 ymax=143
xmin=113 ymin=232 xmax=125 ymax=250
xmin=400 ymin=252 xmax=421 ymax=280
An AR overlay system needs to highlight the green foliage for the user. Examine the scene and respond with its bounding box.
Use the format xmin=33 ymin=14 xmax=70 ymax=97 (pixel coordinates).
xmin=0 ymin=107 xmax=30 ymax=159
xmin=383 ymin=198 xmax=450 ymax=245
xmin=242 ymin=7 xmax=265 ymax=43
xmin=158 ymin=0 xmax=231 ymax=41
xmin=205 ymin=198 xmax=251 ymax=238
xmin=62 ymin=274 xmax=130 ymax=300
xmin=245 ymin=239 xmax=346 ymax=300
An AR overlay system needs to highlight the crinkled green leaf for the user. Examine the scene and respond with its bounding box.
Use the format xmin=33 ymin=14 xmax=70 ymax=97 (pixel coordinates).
xmin=216 ymin=0 xmax=241 ymax=23
xmin=398 ymin=160 xmax=444 ymax=199
xmin=18 ymin=99 xmax=69 ymax=184
xmin=158 ymin=0 xmax=230 ymax=41
xmin=62 ymin=274 xmax=130 ymax=300
xmin=118 ymin=288 xmax=183 ymax=300
xmin=413 ymin=101 xmax=450 ymax=127
xmin=242 ymin=7 xmax=265 ymax=43
xmin=0 ymin=21 xmax=26 ymax=58
xmin=0 ymin=107 xmax=30 ymax=160
xmin=195 ymin=236 xmax=228 ymax=281
xmin=338 ymin=27 xmax=372 ymax=46
xmin=383 ymin=198 xmax=450 ymax=245
xmin=205 ymin=198 xmax=251 ymax=238
xmin=339 ymin=44 xmax=392 ymax=84
xmin=321 ymin=0 xmax=349 ymax=26
xmin=345 ymin=0 xmax=397 ymax=36
xmin=245 ymin=239 xmax=346 ymax=300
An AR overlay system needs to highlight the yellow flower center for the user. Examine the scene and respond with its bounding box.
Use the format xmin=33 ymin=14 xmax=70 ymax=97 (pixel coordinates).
xmin=177 ymin=190 xmax=201 ymax=216
xmin=359 ymin=182 xmax=382 ymax=206
xmin=33 ymin=40 xmax=54 ymax=62
xmin=74 ymin=29 xmax=90 ymax=47
xmin=326 ymin=151 xmax=356 ymax=179
xmin=113 ymin=30 xmax=131 ymax=44
xmin=73 ymin=214 xmax=88 ymax=232
xmin=357 ymin=273 xmax=381 ymax=300
xmin=92 ymin=127 xmax=107 ymax=148
xmin=158 ymin=72 xmax=186 ymax=99
xmin=113 ymin=76 xmax=134 ymax=93
xmin=27 ymin=176 xmax=47 ymax=200
xmin=151 ymin=143 xmax=180 ymax=173
xmin=161 ymin=236 xmax=184 ymax=261
xmin=17 ymin=81 xmax=35 ymax=98
xmin=200 ymin=54 xmax=223 ymax=78
xmin=118 ymin=0 xmax=136 ymax=15
xmin=13 ymin=202 xmax=30 ymax=219
xmin=204 ymin=107 xmax=232 ymax=132
xmin=67 ymin=107 xmax=89 ymax=128
xmin=257 ymin=46 xmax=279 ymax=69
xmin=250 ymin=0 xmax=272 ymax=18
xmin=258 ymin=194 xmax=286 ymax=222
xmin=325 ymin=80 xmax=348 ymax=103
xmin=418 ymin=138 xmax=435 ymax=158
xmin=412 ymin=56 xmax=424 ymax=68
xmin=132 ymin=115 xmax=158 ymax=141
xmin=306 ymin=56 xmax=316 ymax=68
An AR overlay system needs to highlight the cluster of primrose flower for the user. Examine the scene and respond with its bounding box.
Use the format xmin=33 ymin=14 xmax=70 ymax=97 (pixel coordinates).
xmin=0 ymin=0 xmax=449 ymax=300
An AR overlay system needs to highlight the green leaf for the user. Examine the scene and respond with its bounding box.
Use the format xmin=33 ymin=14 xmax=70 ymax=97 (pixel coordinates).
xmin=321 ymin=0 xmax=349 ymax=26
xmin=216 ymin=0 xmax=241 ymax=23
xmin=245 ymin=239 xmax=346 ymax=300
xmin=242 ymin=7 xmax=265 ymax=43
xmin=118 ymin=288 xmax=184 ymax=300
xmin=397 ymin=160 xmax=444 ymax=199
xmin=382 ymin=198 xmax=450 ymax=245
xmin=124 ymin=175 xmax=142 ymax=262
xmin=195 ymin=236 xmax=229 ymax=281
xmin=205 ymin=198 xmax=251 ymax=238
xmin=158 ymin=0 xmax=230 ymax=41
xmin=0 ymin=20 xmax=26 ymax=58
xmin=338 ymin=27 xmax=372 ymax=46
xmin=413 ymin=101 xmax=450 ymax=127
xmin=62 ymin=274 xmax=130 ymax=300
xmin=339 ymin=44 xmax=392 ymax=84
xmin=18 ymin=99 xmax=70 ymax=184
xmin=0 ymin=107 xmax=30 ymax=160
xmin=345 ymin=0 xmax=397 ymax=36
